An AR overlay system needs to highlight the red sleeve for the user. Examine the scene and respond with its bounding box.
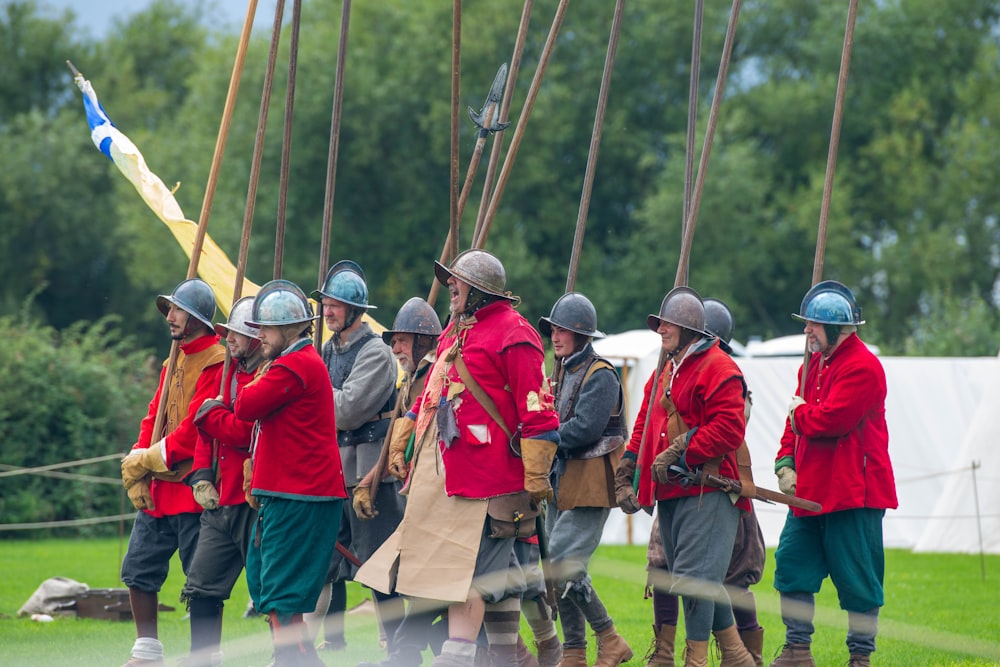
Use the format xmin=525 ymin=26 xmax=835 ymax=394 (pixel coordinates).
xmin=235 ymin=364 xmax=306 ymax=422
xmin=498 ymin=341 xmax=559 ymax=440
xmin=132 ymin=365 xmax=167 ymax=451
xmin=775 ymin=364 xmax=804 ymax=463
xmin=163 ymin=362 xmax=223 ymax=467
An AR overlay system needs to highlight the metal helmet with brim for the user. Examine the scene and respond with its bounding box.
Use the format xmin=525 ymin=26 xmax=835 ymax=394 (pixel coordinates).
xmin=247 ymin=280 xmax=316 ymax=327
xmin=156 ymin=278 xmax=217 ymax=331
xmin=538 ymin=292 xmax=605 ymax=339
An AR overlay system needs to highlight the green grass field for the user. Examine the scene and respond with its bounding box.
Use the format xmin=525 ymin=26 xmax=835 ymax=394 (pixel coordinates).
xmin=0 ymin=538 xmax=997 ymax=666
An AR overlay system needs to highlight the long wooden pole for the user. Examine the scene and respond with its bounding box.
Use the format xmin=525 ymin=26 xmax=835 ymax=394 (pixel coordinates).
xmin=635 ymin=0 xmax=742 ymax=497
xmin=798 ymin=0 xmax=860 ymax=392
xmin=274 ymin=0 xmax=304 ymax=279
xmin=673 ymin=0 xmax=742 ymax=288
xmin=218 ymin=0 xmax=286 ymax=402
xmin=428 ymin=65 xmax=509 ymax=308
xmin=152 ymin=0 xmax=259 ymax=441
xmin=474 ymin=0 xmax=570 ymax=249
xmin=565 ymin=0 xmax=625 ymax=293
xmin=315 ymin=0 xmax=352 ymax=353
xmin=473 ymin=0 xmax=533 ymax=243
xmin=448 ymin=0 xmax=462 ymax=263
xmin=680 ymin=0 xmax=704 ymax=283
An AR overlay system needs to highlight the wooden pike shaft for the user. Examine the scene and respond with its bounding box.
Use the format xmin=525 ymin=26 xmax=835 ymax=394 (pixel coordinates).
xmin=565 ymin=0 xmax=625 ymax=293
xmin=153 ymin=0 xmax=259 ymax=441
xmin=315 ymin=0 xmax=352 ymax=353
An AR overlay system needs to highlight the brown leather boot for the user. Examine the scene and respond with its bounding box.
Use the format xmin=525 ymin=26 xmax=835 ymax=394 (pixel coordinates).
xmin=489 ymin=636 xmax=539 ymax=667
xmin=594 ymin=624 xmax=633 ymax=667
xmin=768 ymin=644 xmax=814 ymax=667
xmin=682 ymin=639 xmax=709 ymax=667
xmin=557 ymin=647 xmax=587 ymax=667
xmin=847 ymin=655 xmax=870 ymax=667
xmin=535 ymin=635 xmax=564 ymax=667
xmin=739 ymin=627 xmax=764 ymax=667
xmin=643 ymin=624 xmax=676 ymax=667
xmin=713 ymin=625 xmax=755 ymax=667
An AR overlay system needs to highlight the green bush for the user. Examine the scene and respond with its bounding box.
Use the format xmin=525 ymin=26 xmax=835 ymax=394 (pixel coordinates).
xmin=0 ymin=308 xmax=157 ymax=538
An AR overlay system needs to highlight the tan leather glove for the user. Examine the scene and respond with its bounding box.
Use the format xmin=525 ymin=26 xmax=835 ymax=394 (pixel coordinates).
xmin=521 ymin=438 xmax=557 ymax=505
xmin=387 ymin=417 xmax=415 ymax=481
xmin=651 ymin=433 xmax=687 ymax=484
xmin=352 ymin=485 xmax=378 ymax=520
xmin=614 ymin=455 xmax=641 ymax=514
xmin=127 ymin=479 xmax=154 ymax=511
xmin=776 ymin=466 xmax=797 ymax=495
xmin=192 ymin=480 xmax=220 ymax=510
xmin=243 ymin=458 xmax=260 ymax=510
xmin=122 ymin=440 xmax=169 ymax=488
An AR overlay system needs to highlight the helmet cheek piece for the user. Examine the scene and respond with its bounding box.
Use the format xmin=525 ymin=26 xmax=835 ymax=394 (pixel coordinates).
xmin=824 ymin=324 xmax=842 ymax=347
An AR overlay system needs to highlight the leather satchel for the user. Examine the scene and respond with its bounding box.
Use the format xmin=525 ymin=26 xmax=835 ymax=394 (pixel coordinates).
xmin=486 ymin=491 xmax=539 ymax=538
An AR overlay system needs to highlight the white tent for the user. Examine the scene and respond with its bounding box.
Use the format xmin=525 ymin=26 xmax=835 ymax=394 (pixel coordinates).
xmin=593 ymin=330 xmax=1000 ymax=554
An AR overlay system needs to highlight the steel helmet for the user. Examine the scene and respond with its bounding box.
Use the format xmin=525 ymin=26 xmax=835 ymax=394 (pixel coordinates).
xmin=792 ymin=280 xmax=864 ymax=326
xmin=311 ymin=260 xmax=376 ymax=310
xmin=214 ymin=296 xmax=257 ymax=338
xmin=433 ymin=249 xmax=513 ymax=300
xmin=703 ymin=297 xmax=735 ymax=354
xmin=646 ymin=286 xmax=707 ymax=335
xmin=381 ymin=297 xmax=443 ymax=345
xmin=247 ymin=280 xmax=315 ymax=327
xmin=156 ymin=278 xmax=217 ymax=330
xmin=538 ymin=292 xmax=605 ymax=339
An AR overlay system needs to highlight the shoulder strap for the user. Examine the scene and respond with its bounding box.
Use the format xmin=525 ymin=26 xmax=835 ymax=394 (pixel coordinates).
xmin=452 ymin=353 xmax=514 ymax=439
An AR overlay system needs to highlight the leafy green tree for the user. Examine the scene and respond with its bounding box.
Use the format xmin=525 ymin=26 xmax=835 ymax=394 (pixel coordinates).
xmin=0 ymin=307 xmax=156 ymax=538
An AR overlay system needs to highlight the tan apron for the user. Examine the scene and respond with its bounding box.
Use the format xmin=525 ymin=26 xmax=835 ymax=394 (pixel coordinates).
xmin=354 ymin=421 xmax=488 ymax=603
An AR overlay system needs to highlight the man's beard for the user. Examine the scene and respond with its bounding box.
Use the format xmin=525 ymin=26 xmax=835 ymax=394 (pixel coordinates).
xmin=396 ymin=356 xmax=415 ymax=373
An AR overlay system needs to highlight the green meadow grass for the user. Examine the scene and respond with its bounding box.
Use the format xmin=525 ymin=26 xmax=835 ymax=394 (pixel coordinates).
xmin=0 ymin=538 xmax=997 ymax=666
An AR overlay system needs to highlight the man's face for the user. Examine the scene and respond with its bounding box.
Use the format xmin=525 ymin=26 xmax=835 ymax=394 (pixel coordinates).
xmin=447 ymin=276 xmax=472 ymax=316
xmin=226 ymin=330 xmax=254 ymax=360
xmin=656 ymin=319 xmax=682 ymax=353
xmin=166 ymin=304 xmax=190 ymax=341
xmin=550 ymin=325 xmax=577 ymax=360
xmin=322 ymin=297 xmax=351 ymax=333
xmin=803 ymin=320 xmax=829 ymax=354
xmin=257 ymin=325 xmax=286 ymax=360
xmin=390 ymin=332 xmax=416 ymax=373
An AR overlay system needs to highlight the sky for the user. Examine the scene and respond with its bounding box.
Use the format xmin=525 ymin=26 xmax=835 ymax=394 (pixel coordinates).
xmin=39 ymin=0 xmax=278 ymax=37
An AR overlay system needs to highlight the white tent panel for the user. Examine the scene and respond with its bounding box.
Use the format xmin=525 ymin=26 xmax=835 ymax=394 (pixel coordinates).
xmin=914 ymin=356 xmax=1000 ymax=554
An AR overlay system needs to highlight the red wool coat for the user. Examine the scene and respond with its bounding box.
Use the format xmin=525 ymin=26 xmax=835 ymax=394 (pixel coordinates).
xmin=192 ymin=359 xmax=257 ymax=506
xmin=132 ymin=334 xmax=224 ymax=517
xmin=410 ymin=300 xmax=559 ymax=499
xmin=778 ymin=333 xmax=897 ymax=516
xmin=235 ymin=342 xmax=346 ymax=501
xmin=627 ymin=338 xmax=750 ymax=510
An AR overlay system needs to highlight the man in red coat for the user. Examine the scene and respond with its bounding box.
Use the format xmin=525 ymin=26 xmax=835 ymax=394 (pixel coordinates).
xmin=614 ymin=286 xmax=755 ymax=667
xmin=770 ymin=281 xmax=897 ymax=667
xmin=179 ymin=296 xmax=264 ymax=667
xmin=234 ymin=280 xmax=347 ymax=667
xmin=357 ymin=250 xmax=560 ymax=667
xmin=120 ymin=279 xmax=225 ymax=667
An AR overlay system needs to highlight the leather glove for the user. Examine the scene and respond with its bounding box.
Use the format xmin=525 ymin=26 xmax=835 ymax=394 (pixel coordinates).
xmin=776 ymin=466 xmax=797 ymax=495
xmin=192 ymin=480 xmax=220 ymax=510
xmin=122 ymin=439 xmax=169 ymax=488
xmin=521 ymin=438 xmax=557 ymax=504
xmin=243 ymin=458 xmax=260 ymax=510
xmin=352 ymin=485 xmax=378 ymax=520
xmin=788 ymin=395 xmax=806 ymax=434
xmin=387 ymin=417 xmax=415 ymax=481
xmin=651 ymin=433 xmax=687 ymax=484
xmin=614 ymin=455 xmax=641 ymax=514
xmin=127 ymin=479 xmax=154 ymax=511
